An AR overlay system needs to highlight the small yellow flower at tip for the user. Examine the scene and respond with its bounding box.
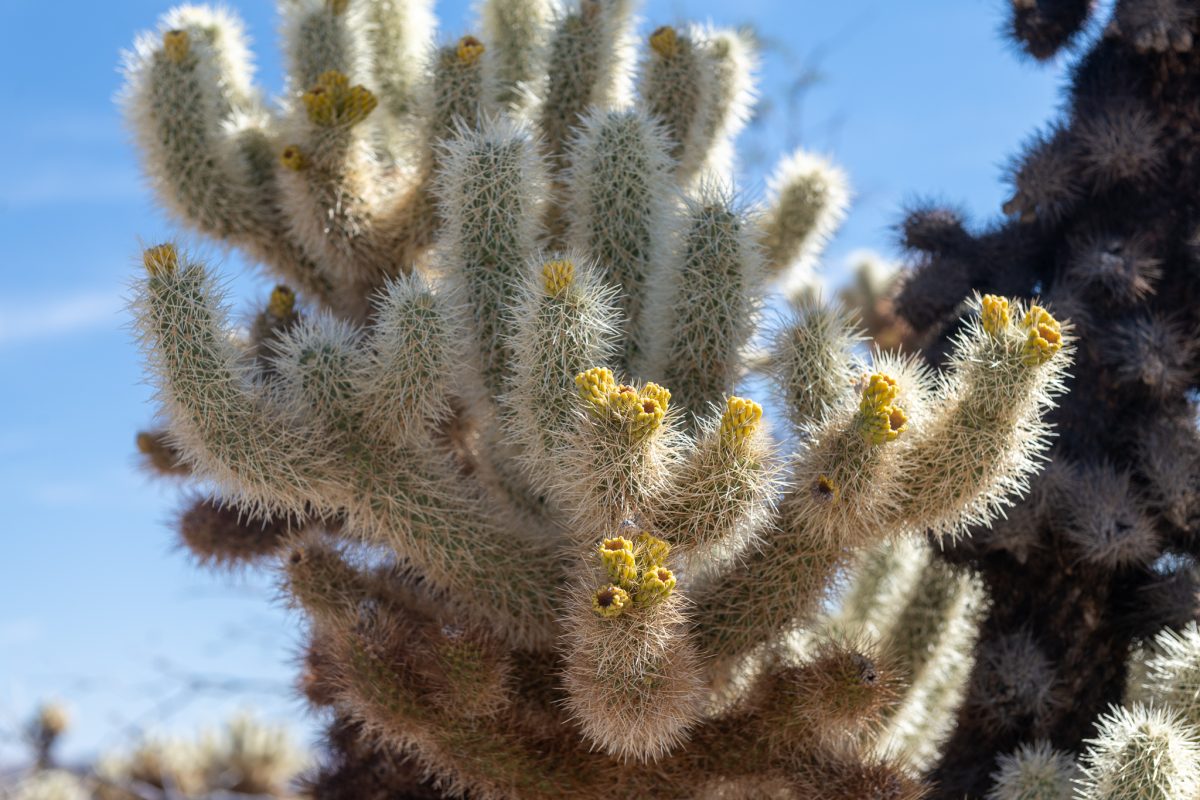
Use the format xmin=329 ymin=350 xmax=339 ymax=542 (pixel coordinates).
xmin=268 ymin=285 xmax=296 ymax=319
xmin=649 ymin=25 xmax=680 ymax=58
xmin=636 ymin=566 xmax=676 ymax=606
xmin=813 ymin=474 xmax=839 ymax=504
xmin=592 ymin=585 xmax=631 ymax=618
xmin=303 ymin=71 xmax=377 ymax=127
xmin=280 ymin=144 xmax=308 ymax=171
xmin=640 ymin=382 xmax=671 ymax=414
xmin=720 ymin=396 xmax=763 ymax=449
xmin=143 ymin=243 xmax=179 ymax=277
xmin=542 ymin=259 xmax=575 ymax=297
xmin=162 ymin=29 xmax=190 ymax=63
xmin=599 ymin=537 xmax=638 ymax=587
xmin=632 ymin=395 xmax=666 ymax=439
xmin=456 ymin=35 xmax=486 ymax=65
xmin=327 ymin=0 xmax=349 ymax=14
xmin=576 ymin=367 xmax=616 ymax=413
xmin=858 ymin=373 xmax=907 ymax=445
xmin=634 ymin=531 xmax=670 ymax=568
xmin=1020 ymin=304 xmax=1063 ymax=365
xmin=981 ymin=294 xmax=1011 ymax=338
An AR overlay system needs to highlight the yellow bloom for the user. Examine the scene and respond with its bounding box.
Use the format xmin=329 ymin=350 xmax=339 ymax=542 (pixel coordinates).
xmin=575 ymin=367 xmax=616 ymax=414
xmin=1020 ymin=304 xmax=1063 ymax=365
xmin=637 ymin=566 xmax=676 ymax=606
xmin=634 ymin=531 xmax=670 ymax=568
xmin=981 ymin=294 xmax=1011 ymax=338
xmin=162 ymin=29 xmax=190 ymax=64
xmin=858 ymin=373 xmax=907 ymax=445
xmin=542 ymin=259 xmax=575 ymax=297
xmin=640 ymin=382 xmax=671 ymax=414
xmin=599 ymin=537 xmax=638 ymax=587
xmin=631 ymin=394 xmax=666 ymax=439
xmin=456 ymin=35 xmax=486 ymax=65
xmin=592 ymin=585 xmax=632 ymax=618
xmin=649 ymin=25 xmax=680 ymax=58
xmin=302 ymin=71 xmax=378 ymax=127
xmin=720 ymin=396 xmax=763 ymax=449
xmin=143 ymin=243 xmax=179 ymax=277
xmin=268 ymin=286 xmax=296 ymax=319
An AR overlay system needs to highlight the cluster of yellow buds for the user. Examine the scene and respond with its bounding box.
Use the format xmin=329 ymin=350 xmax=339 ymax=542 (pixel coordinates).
xmin=455 ymin=35 xmax=486 ymax=65
xmin=719 ymin=396 xmax=764 ymax=450
xmin=592 ymin=585 xmax=631 ymax=618
xmin=981 ymin=294 xmax=1012 ymax=338
xmin=574 ymin=368 xmax=671 ymax=440
xmin=302 ymin=71 xmax=378 ymax=128
xmin=143 ymin=243 xmax=180 ymax=277
xmin=649 ymin=25 xmax=681 ymax=58
xmin=599 ymin=537 xmax=638 ymax=586
xmin=542 ymin=259 xmax=575 ymax=297
xmin=162 ymin=29 xmax=190 ymax=64
xmin=592 ymin=529 xmax=676 ymax=617
xmin=1020 ymin=304 xmax=1063 ymax=366
xmin=857 ymin=373 xmax=908 ymax=445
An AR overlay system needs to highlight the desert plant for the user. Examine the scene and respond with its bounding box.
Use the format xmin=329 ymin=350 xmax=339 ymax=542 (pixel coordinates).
xmin=121 ymin=1 xmax=1072 ymax=795
xmin=890 ymin=2 xmax=1200 ymax=796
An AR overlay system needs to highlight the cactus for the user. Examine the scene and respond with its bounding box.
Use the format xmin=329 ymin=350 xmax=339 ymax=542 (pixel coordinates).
xmin=887 ymin=3 xmax=1200 ymax=796
xmin=121 ymin=1 xmax=1073 ymax=796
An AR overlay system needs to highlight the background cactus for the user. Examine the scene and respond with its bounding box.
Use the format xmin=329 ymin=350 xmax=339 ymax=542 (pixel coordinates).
xmin=888 ymin=2 xmax=1200 ymax=796
xmin=120 ymin=0 xmax=1073 ymax=796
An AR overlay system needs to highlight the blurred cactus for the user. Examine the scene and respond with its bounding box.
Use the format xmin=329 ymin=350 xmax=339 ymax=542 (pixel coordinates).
xmin=889 ymin=3 xmax=1200 ymax=796
xmin=3 ymin=709 xmax=305 ymax=800
xmin=120 ymin=1 xmax=1073 ymax=796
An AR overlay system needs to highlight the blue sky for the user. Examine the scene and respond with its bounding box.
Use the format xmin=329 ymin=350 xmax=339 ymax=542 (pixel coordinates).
xmin=0 ymin=0 xmax=1071 ymax=763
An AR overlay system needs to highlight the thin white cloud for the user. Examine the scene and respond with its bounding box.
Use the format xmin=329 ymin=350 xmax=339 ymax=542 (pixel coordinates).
xmin=0 ymin=290 xmax=124 ymax=346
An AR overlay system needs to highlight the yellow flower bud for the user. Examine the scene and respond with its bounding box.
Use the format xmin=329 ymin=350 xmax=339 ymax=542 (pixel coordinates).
xmin=636 ymin=566 xmax=676 ymax=606
xmin=328 ymin=0 xmax=349 ymax=14
xmin=456 ymin=35 xmax=486 ymax=65
xmin=858 ymin=373 xmax=907 ymax=445
xmin=1020 ymin=304 xmax=1063 ymax=365
xmin=268 ymin=285 xmax=296 ymax=319
xmin=634 ymin=531 xmax=670 ymax=568
xmin=592 ymin=585 xmax=632 ymax=618
xmin=649 ymin=25 xmax=680 ymax=58
xmin=542 ymin=259 xmax=575 ymax=297
xmin=599 ymin=537 xmax=638 ymax=587
xmin=576 ymin=367 xmax=616 ymax=413
xmin=981 ymin=294 xmax=1011 ymax=338
xmin=631 ymin=395 xmax=666 ymax=439
xmin=303 ymin=71 xmax=377 ymax=127
xmin=720 ymin=396 xmax=763 ymax=449
xmin=143 ymin=243 xmax=179 ymax=277
xmin=640 ymin=383 xmax=671 ymax=415
xmin=162 ymin=29 xmax=190 ymax=64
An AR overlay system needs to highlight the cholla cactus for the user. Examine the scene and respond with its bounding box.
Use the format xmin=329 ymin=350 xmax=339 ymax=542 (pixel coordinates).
xmin=980 ymin=621 xmax=1200 ymax=800
xmin=890 ymin=4 xmax=1200 ymax=796
xmin=122 ymin=1 xmax=1073 ymax=796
